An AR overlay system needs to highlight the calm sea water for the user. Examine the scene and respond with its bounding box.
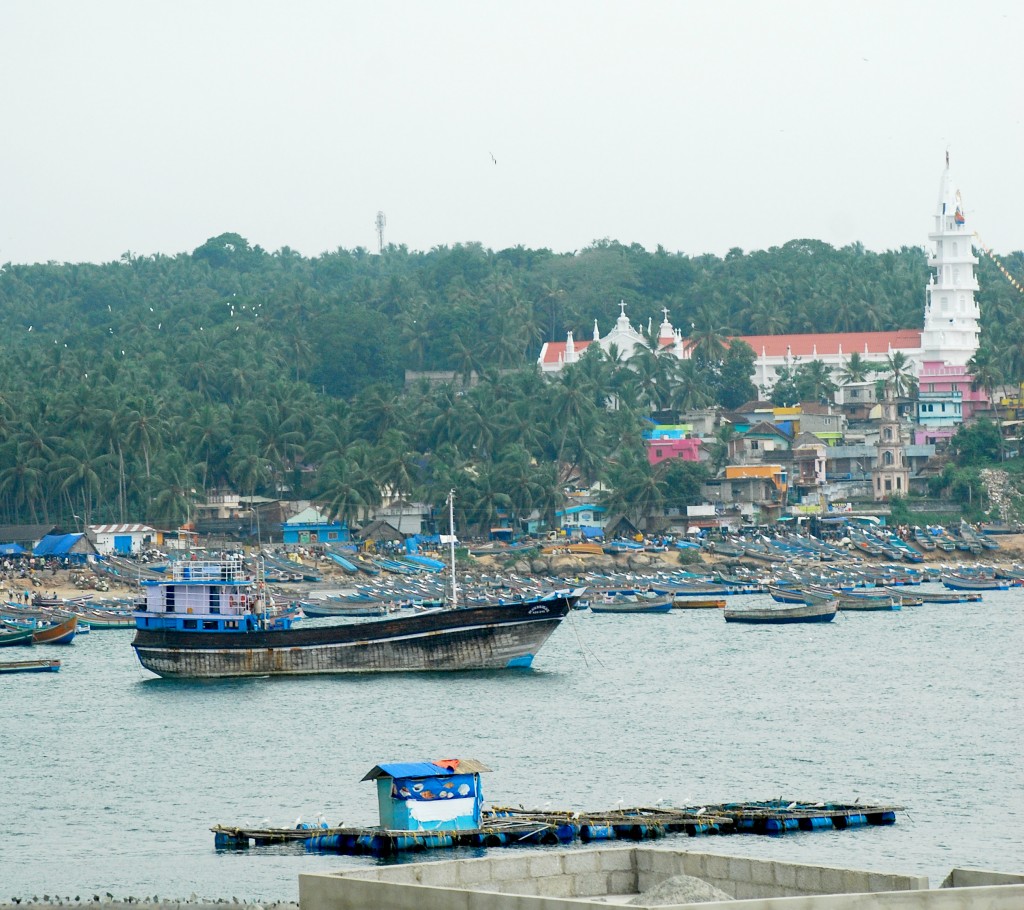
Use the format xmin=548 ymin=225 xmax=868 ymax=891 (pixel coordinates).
xmin=3 ymin=586 xmax=1023 ymax=900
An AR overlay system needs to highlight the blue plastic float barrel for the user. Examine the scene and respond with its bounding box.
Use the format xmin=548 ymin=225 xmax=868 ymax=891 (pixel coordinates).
xmin=555 ymin=823 xmax=578 ymax=843
xmin=580 ymin=824 xmax=615 ymax=841
xmin=799 ymin=817 xmax=834 ymax=831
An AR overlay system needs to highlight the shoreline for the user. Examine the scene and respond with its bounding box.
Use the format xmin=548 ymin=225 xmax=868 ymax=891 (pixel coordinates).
xmin=18 ymin=533 xmax=1024 ymax=605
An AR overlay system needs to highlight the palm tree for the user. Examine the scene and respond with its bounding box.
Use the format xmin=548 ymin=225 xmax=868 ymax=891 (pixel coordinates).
xmin=884 ymin=351 xmax=917 ymax=399
xmin=671 ymin=358 xmax=714 ymax=410
xmin=462 ymin=462 xmax=513 ymax=536
xmin=968 ymin=345 xmax=1007 ymax=460
xmin=799 ymin=359 xmax=838 ymax=404
xmin=123 ymin=396 xmax=167 ymax=484
xmin=837 ymin=351 xmax=880 ymax=386
xmin=689 ymin=305 xmax=733 ymax=366
xmin=601 ymin=458 xmax=664 ymax=528
xmin=317 ymin=456 xmax=375 ymax=530
xmin=55 ymin=437 xmax=116 ymax=525
xmin=0 ymin=444 xmax=45 ymax=523
xmin=551 ymin=366 xmax=600 ymax=467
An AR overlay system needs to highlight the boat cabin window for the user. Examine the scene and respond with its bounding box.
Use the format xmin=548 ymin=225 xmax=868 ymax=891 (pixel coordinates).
xmin=202 ymin=620 xmax=218 ymax=630
xmin=210 ymin=607 xmax=221 ymax=614
xmin=165 ymin=586 xmax=176 ymax=612
xmin=210 ymin=589 xmax=221 ymax=610
xmin=183 ymin=619 xmax=197 ymax=629
xmin=225 ymin=620 xmax=238 ymax=629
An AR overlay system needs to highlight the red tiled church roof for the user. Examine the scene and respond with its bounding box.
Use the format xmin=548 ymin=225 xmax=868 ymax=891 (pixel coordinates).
xmin=539 ymin=340 xmax=595 ymax=364
xmin=736 ymin=330 xmax=922 ymax=358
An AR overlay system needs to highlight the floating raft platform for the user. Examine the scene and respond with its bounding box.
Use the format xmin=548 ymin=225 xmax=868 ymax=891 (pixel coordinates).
xmin=699 ymin=800 xmax=901 ymax=834
xmin=212 ymin=800 xmax=900 ymax=857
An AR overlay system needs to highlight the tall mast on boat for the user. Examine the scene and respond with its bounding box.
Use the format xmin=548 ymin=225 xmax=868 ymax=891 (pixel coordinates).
xmin=446 ymin=489 xmax=458 ymax=608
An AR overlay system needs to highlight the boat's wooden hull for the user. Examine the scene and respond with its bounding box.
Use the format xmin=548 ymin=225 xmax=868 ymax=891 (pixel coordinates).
xmin=940 ymin=576 xmax=1009 ymax=591
xmin=724 ymin=601 xmax=837 ymax=624
xmin=0 ymin=658 xmax=60 ymax=673
xmin=590 ymin=597 xmax=673 ymax=614
xmin=0 ymin=625 xmax=36 ymax=646
xmin=132 ymin=597 xmax=574 ymax=678
xmin=32 ymin=615 xmax=78 ymax=645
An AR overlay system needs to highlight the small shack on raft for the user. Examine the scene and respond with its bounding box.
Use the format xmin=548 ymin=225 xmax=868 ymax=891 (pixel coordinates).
xmin=361 ymin=758 xmax=490 ymax=832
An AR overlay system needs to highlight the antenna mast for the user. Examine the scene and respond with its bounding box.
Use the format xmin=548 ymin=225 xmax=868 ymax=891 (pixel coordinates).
xmin=375 ymin=211 xmax=387 ymax=254
xmin=445 ymin=489 xmax=458 ymax=608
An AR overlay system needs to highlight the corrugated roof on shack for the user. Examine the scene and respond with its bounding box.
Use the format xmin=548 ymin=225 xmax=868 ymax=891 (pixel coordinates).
xmin=362 ymin=759 xmax=491 ymax=832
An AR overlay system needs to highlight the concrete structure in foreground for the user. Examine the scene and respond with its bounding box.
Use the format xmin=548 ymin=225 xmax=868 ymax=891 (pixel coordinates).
xmin=299 ymin=845 xmax=1024 ymax=910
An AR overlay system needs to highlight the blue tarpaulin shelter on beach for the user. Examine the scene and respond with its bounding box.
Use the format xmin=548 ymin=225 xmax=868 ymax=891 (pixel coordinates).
xmin=33 ymin=533 xmax=96 ymax=563
xmin=0 ymin=542 xmax=26 ymax=555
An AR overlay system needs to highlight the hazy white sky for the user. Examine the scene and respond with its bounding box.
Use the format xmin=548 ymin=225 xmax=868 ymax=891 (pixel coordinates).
xmin=2 ymin=0 xmax=1022 ymax=265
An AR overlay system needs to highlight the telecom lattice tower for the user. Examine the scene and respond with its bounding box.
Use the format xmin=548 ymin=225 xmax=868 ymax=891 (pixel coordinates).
xmin=375 ymin=211 xmax=387 ymax=254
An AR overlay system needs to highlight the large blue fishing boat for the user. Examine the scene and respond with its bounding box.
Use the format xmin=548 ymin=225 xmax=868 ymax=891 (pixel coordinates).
xmin=130 ymin=556 xmax=577 ymax=679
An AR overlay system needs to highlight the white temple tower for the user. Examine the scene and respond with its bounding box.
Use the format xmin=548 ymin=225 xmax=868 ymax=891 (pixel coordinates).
xmin=920 ymin=153 xmax=980 ymax=367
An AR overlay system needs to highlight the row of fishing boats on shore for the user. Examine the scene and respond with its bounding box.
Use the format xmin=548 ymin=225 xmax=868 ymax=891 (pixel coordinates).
xmin=701 ymin=523 xmax=999 ymax=564
xmin=4 ymin=514 xmax=1021 ymax=674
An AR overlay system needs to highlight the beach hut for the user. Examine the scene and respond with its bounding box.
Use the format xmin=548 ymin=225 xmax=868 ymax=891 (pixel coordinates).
xmin=33 ymin=532 xmax=99 ymax=565
xmin=89 ymin=523 xmax=157 ymax=555
xmin=361 ymin=759 xmax=490 ymax=832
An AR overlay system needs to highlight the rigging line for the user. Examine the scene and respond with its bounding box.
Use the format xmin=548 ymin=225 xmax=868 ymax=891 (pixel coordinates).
xmin=566 ymin=605 xmax=607 ymax=669
xmin=973 ymin=231 xmax=1024 ymax=295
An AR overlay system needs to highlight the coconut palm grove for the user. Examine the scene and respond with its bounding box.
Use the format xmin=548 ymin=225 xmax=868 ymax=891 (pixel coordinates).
xmin=1 ymin=231 xmax=1023 ymax=534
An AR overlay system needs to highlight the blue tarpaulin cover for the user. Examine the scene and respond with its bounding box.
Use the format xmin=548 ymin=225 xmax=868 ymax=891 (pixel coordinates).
xmin=33 ymin=533 xmax=84 ymax=556
xmin=361 ymin=759 xmax=491 ymax=781
xmin=0 ymin=542 xmax=26 ymax=555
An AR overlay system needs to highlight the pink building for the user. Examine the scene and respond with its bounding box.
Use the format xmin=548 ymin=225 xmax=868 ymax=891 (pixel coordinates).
xmin=646 ymin=436 xmax=702 ymax=467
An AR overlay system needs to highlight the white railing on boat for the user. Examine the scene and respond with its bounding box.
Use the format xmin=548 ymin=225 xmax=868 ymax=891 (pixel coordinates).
xmin=171 ymin=558 xmax=247 ymax=583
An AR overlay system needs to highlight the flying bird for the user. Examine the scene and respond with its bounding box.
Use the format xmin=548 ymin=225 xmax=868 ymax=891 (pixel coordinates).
xmin=489 ymin=152 xmax=497 ymax=165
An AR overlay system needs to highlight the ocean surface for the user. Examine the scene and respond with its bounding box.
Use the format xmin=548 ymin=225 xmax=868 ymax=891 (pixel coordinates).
xmin=3 ymin=585 xmax=1023 ymax=901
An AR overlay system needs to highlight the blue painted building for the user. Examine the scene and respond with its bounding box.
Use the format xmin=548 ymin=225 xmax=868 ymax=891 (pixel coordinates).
xmin=555 ymin=504 xmax=607 ymax=534
xmin=281 ymin=521 xmax=348 ymax=546
xmin=361 ymin=759 xmax=490 ymax=832
xmin=281 ymin=506 xmax=348 ymax=545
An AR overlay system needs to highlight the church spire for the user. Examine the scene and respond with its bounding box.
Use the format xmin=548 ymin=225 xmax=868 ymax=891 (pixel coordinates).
xmin=922 ymin=152 xmax=980 ymax=367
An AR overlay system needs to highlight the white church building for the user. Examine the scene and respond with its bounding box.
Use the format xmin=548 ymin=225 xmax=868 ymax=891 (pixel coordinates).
xmin=537 ymin=156 xmax=987 ymax=417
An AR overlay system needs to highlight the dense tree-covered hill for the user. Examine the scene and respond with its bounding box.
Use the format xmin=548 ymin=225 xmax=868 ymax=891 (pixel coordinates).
xmin=1 ymin=234 xmax=1020 ymax=531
